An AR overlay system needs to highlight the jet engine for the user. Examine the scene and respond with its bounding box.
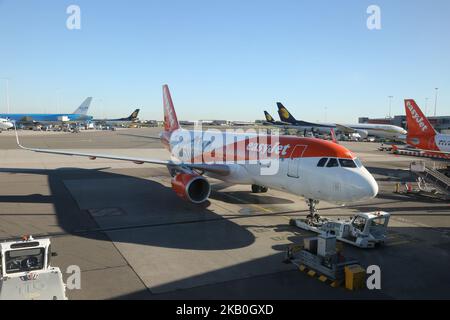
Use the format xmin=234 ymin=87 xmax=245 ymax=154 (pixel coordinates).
xmin=355 ymin=129 xmax=368 ymax=139
xmin=171 ymin=173 xmax=211 ymax=204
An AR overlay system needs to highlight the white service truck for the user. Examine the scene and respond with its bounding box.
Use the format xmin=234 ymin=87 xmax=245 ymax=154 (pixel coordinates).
xmin=290 ymin=211 xmax=390 ymax=249
xmin=0 ymin=236 xmax=67 ymax=300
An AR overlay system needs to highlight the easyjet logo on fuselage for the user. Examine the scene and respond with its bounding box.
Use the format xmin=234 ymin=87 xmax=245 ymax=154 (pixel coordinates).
xmin=247 ymin=142 xmax=290 ymax=156
xmin=407 ymin=102 xmax=428 ymax=132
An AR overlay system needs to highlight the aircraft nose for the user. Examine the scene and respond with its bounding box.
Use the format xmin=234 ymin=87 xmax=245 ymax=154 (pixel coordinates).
xmin=360 ymin=170 xmax=379 ymax=199
xmin=366 ymin=174 xmax=379 ymax=198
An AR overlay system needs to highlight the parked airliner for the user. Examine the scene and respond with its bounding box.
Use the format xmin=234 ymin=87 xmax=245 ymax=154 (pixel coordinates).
xmin=16 ymin=86 xmax=378 ymax=217
xmin=0 ymin=118 xmax=13 ymax=131
xmin=403 ymin=99 xmax=450 ymax=159
xmin=1 ymin=97 xmax=93 ymax=125
xmin=94 ymin=109 xmax=140 ymax=127
xmin=276 ymin=103 xmax=407 ymax=140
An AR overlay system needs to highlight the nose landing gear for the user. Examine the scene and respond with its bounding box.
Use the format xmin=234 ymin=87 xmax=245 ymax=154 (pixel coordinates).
xmin=306 ymin=199 xmax=321 ymax=223
xmin=251 ymin=185 xmax=268 ymax=193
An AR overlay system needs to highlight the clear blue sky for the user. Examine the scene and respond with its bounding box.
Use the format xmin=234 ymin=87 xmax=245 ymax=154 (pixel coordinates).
xmin=0 ymin=0 xmax=449 ymax=121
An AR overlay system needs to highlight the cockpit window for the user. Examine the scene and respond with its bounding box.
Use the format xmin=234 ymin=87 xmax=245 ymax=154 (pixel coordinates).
xmin=339 ymin=159 xmax=357 ymax=168
xmin=317 ymin=158 xmax=328 ymax=167
xmin=326 ymin=158 xmax=339 ymax=167
xmin=354 ymin=158 xmax=363 ymax=168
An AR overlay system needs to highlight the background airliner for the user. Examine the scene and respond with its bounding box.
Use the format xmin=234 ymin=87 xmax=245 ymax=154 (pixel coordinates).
xmin=94 ymin=109 xmax=140 ymax=127
xmin=276 ymin=103 xmax=407 ymax=140
xmin=263 ymin=111 xmax=295 ymax=127
xmin=0 ymin=118 xmax=13 ymax=131
xmin=0 ymin=97 xmax=93 ymax=125
xmin=16 ymin=85 xmax=378 ymax=217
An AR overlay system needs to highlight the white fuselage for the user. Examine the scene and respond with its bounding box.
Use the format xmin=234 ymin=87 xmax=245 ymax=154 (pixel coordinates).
xmin=167 ymin=129 xmax=379 ymax=204
xmin=347 ymin=123 xmax=407 ymax=140
xmin=0 ymin=118 xmax=13 ymax=130
xmin=435 ymin=134 xmax=450 ymax=153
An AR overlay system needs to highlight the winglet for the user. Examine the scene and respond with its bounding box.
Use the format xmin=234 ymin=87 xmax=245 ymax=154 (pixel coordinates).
xmin=330 ymin=128 xmax=338 ymax=144
xmin=163 ymin=85 xmax=180 ymax=133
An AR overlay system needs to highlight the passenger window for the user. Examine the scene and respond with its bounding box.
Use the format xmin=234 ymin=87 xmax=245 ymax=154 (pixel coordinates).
xmin=317 ymin=158 xmax=328 ymax=167
xmin=326 ymin=158 xmax=339 ymax=167
xmin=339 ymin=159 xmax=357 ymax=168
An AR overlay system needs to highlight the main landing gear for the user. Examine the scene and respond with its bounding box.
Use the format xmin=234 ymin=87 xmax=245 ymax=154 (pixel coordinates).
xmin=251 ymin=185 xmax=268 ymax=193
xmin=306 ymin=199 xmax=321 ymax=222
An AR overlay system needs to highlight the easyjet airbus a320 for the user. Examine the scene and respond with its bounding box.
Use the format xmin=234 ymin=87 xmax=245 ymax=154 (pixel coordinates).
xmin=16 ymin=85 xmax=379 ymax=216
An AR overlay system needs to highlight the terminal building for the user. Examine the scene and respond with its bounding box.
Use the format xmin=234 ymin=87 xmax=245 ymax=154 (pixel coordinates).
xmin=359 ymin=115 xmax=450 ymax=134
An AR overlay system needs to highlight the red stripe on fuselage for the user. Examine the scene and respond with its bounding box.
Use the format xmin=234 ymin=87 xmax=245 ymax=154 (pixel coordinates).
xmin=168 ymin=132 xmax=354 ymax=163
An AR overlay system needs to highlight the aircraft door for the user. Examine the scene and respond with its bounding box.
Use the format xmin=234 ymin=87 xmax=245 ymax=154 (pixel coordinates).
xmin=287 ymin=145 xmax=306 ymax=178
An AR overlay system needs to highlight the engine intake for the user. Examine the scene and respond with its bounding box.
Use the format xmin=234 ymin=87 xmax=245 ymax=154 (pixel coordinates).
xmin=355 ymin=129 xmax=369 ymax=139
xmin=171 ymin=173 xmax=211 ymax=204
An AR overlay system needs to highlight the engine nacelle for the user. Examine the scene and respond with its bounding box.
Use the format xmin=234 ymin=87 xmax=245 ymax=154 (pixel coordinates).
xmin=171 ymin=173 xmax=211 ymax=204
xmin=355 ymin=129 xmax=368 ymax=139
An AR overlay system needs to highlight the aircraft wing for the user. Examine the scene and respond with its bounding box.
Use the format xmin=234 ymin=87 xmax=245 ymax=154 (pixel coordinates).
xmin=335 ymin=124 xmax=356 ymax=133
xmin=15 ymin=130 xmax=230 ymax=175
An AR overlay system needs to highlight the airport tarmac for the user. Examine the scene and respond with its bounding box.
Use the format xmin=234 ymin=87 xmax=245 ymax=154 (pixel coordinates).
xmin=0 ymin=128 xmax=448 ymax=299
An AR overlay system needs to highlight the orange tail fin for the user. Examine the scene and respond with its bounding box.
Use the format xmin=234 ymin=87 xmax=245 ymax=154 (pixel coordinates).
xmin=404 ymin=99 xmax=435 ymax=138
xmin=163 ymin=85 xmax=180 ymax=133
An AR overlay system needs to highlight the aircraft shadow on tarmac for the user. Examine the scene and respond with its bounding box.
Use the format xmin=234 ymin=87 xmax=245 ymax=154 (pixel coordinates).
xmin=208 ymin=182 xmax=295 ymax=205
xmin=366 ymin=166 xmax=416 ymax=182
xmin=113 ymin=223 xmax=450 ymax=300
xmin=2 ymin=168 xmax=450 ymax=299
xmin=210 ymin=191 xmax=295 ymax=205
xmin=0 ymin=168 xmax=256 ymax=251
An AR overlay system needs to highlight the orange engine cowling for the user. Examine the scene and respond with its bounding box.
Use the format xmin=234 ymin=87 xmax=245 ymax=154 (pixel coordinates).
xmin=171 ymin=173 xmax=211 ymax=204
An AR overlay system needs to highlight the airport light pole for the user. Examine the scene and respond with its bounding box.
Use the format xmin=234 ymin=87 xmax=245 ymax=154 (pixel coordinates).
xmin=99 ymin=99 xmax=104 ymax=119
xmin=388 ymin=96 xmax=393 ymax=118
xmin=1 ymin=78 xmax=10 ymax=113
xmin=434 ymin=88 xmax=438 ymax=117
xmin=56 ymin=90 xmax=60 ymax=114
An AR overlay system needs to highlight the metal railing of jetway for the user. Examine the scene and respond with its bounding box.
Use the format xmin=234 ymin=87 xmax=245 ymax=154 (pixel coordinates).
xmin=410 ymin=161 xmax=450 ymax=196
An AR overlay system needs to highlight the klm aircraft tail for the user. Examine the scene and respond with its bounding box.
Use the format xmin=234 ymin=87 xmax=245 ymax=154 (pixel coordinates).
xmin=277 ymin=103 xmax=297 ymax=123
xmin=73 ymin=97 xmax=93 ymax=115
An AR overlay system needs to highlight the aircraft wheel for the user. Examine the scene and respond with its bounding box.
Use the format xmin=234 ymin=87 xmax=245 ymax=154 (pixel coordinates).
xmin=252 ymin=185 xmax=268 ymax=193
